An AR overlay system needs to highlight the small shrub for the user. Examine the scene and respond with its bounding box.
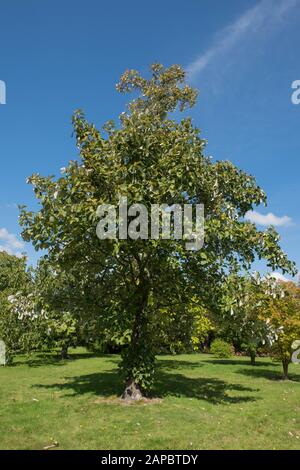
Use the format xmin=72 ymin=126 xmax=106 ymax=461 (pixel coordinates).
xmin=210 ymin=339 xmax=233 ymax=358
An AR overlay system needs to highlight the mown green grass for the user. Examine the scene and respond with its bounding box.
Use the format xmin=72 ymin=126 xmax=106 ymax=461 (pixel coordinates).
xmin=0 ymin=349 xmax=300 ymax=449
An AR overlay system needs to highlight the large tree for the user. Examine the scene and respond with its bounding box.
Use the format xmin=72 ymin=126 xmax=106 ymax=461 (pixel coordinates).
xmin=19 ymin=64 xmax=295 ymax=399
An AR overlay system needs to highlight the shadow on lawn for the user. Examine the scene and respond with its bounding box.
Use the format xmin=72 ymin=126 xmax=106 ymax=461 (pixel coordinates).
xmin=35 ymin=369 xmax=258 ymax=404
xmin=154 ymin=371 xmax=258 ymax=403
xmin=12 ymin=352 xmax=118 ymax=368
xmin=237 ymin=367 xmax=300 ymax=382
xmin=12 ymin=355 xmax=65 ymax=368
xmin=35 ymin=370 xmax=123 ymax=396
xmin=205 ymin=359 xmax=273 ymax=367
xmin=157 ymin=359 xmax=204 ymax=370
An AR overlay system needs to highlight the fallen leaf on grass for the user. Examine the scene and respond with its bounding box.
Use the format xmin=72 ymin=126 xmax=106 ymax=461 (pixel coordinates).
xmin=43 ymin=440 xmax=59 ymax=450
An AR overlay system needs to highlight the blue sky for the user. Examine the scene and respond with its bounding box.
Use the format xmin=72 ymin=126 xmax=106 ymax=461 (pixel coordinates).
xmin=0 ymin=0 xmax=299 ymax=280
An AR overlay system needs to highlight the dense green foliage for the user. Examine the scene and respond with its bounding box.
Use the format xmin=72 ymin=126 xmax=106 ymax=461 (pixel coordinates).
xmin=0 ymin=252 xmax=33 ymax=361
xmin=269 ymin=282 xmax=300 ymax=379
xmin=216 ymin=273 xmax=280 ymax=364
xmin=0 ymin=254 xmax=81 ymax=362
xmin=210 ymin=339 xmax=233 ymax=358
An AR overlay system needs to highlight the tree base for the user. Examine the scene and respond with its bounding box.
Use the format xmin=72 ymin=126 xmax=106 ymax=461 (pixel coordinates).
xmin=60 ymin=347 xmax=69 ymax=360
xmin=121 ymin=379 xmax=143 ymax=401
xmin=282 ymin=361 xmax=289 ymax=380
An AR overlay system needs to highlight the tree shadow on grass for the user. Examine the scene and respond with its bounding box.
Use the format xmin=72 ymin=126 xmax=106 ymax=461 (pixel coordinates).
xmin=35 ymin=369 xmax=258 ymax=405
xmin=12 ymin=355 xmax=65 ymax=368
xmin=153 ymin=371 xmax=258 ymax=404
xmin=12 ymin=352 xmax=119 ymax=368
xmin=157 ymin=359 xmax=204 ymax=370
xmin=35 ymin=370 xmax=123 ymax=397
xmin=237 ymin=367 xmax=300 ymax=383
xmin=68 ymin=352 xmax=118 ymax=361
xmin=205 ymin=359 xmax=274 ymax=367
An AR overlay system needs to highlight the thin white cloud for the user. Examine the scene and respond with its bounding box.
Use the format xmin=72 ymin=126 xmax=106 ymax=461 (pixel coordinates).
xmin=187 ymin=0 xmax=299 ymax=80
xmin=0 ymin=203 xmax=18 ymax=209
xmin=269 ymin=271 xmax=290 ymax=282
xmin=245 ymin=210 xmax=292 ymax=227
xmin=0 ymin=228 xmax=24 ymax=257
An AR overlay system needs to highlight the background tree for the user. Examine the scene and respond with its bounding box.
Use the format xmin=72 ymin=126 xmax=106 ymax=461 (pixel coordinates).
xmin=45 ymin=312 xmax=78 ymax=359
xmin=34 ymin=259 xmax=80 ymax=358
xmin=190 ymin=302 xmax=214 ymax=352
xmin=0 ymin=252 xmax=33 ymax=362
xmin=7 ymin=275 xmax=79 ymax=361
xmin=269 ymin=281 xmax=300 ymax=379
xmin=0 ymin=251 xmax=30 ymax=293
xmin=6 ymin=290 xmax=48 ymax=360
xmin=20 ymin=64 xmax=295 ymax=399
xmin=0 ymin=254 xmax=80 ymax=362
xmin=217 ymin=273 xmax=280 ymax=365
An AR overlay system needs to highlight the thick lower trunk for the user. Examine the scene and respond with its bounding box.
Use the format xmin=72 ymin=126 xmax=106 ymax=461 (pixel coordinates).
xmin=121 ymin=379 xmax=143 ymax=401
xmin=250 ymin=353 xmax=256 ymax=366
xmin=282 ymin=360 xmax=289 ymax=380
xmin=60 ymin=346 xmax=69 ymax=360
xmin=120 ymin=272 xmax=152 ymax=400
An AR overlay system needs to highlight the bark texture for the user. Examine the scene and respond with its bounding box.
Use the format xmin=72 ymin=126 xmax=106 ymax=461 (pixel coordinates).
xmin=121 ymin=379 xmax=143 ymax=401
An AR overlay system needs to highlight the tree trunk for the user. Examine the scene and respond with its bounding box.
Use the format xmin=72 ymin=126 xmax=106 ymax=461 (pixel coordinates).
xmin=60 ymin=346 xmax=69 ymax=360
xmin=250 ymin=352 xmax=256 ymax=366
xmin=121 ymin=379 xmax=143 ymax=401
xmin=120 ymin=312 xmax=145 ymax=400
xmin=120 ymin=275 xmax=151 ymax=400
xmin=282 ymin=360 xmax=289 ymax=380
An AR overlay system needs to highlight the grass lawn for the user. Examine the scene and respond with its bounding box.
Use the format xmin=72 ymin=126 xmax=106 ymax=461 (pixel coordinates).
xmin=0 ymin=348 xmax=300 ymax=450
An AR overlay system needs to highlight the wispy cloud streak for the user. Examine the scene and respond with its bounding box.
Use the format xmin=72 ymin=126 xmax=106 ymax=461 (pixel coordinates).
xmin=245 ymin=210 xmax=292 ymax=227
xmin=187 ymin=0 xmax=299 ymax=80
xmin=0 ymin=228 xmax=24 ymax=257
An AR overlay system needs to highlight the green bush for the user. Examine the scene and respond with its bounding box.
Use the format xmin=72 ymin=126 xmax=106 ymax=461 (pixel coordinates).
xmin=210 ymin=339 xmax=233 ymax=358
